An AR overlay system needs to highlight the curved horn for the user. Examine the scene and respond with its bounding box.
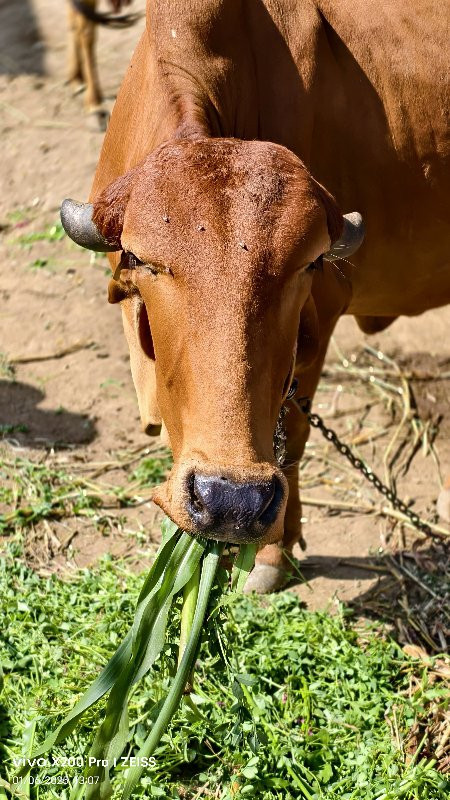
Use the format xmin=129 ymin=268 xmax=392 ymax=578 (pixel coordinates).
xmin=324 ymin=212 xmax=365 ymax=260
xmin=60 ymin=199 xmax=119 ymax=252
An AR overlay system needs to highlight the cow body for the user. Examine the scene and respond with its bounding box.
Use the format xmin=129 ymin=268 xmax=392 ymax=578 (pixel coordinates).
xmin=69 ymin=1 xmax=448 ymax=591
xmin=93 ymin=0 xmax=449 ymax=317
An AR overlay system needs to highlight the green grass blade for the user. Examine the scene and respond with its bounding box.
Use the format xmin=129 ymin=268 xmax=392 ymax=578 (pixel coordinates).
xmin=231 ymin=542 xmax=258 ymax=592
xmin=160 ymin=516 xmax=178 ymax=543
xmin=178 ymin=561 xmax=201 ymax=667
xmin=17 ymin=719 xmax=36 ymax=798
xmin=16 ymin=630 xmax=133 ymax=777
xmin=130 ymin=530 xmax=183 ymax=642
xmin=121 ymin=542 xmax=223 ymax=800
xmin=132 ymin=535 xmax=206 ymax=684
xmin=16 ymin=526 xmax=182 ymax=777
xmin=178 ymin=560 xmax=201 ymax=695
xmin=82 ymin=535 xmax=207 ymax=798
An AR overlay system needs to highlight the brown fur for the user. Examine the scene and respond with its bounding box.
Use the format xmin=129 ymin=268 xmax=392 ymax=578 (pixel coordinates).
xmin=83 ymin=1 xmax=449 ymax=572
xmin=355 ymin=315 xmax=397 ymax=335
xmin=93 ymin=165 xmax=139 ymax=243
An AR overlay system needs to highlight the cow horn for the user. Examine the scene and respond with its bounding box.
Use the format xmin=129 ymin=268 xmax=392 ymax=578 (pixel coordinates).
xmin=324 ymin=212 xmax=365 ymax=260
xmin=60 ymin=199 xmax=119 ymax=252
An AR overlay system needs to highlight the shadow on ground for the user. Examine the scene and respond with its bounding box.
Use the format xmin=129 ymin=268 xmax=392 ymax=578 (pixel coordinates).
xmin=293 ymin=554 xmax=384 ymax=583
xmin=0 ymin=380 xmax=96 ymax=447
xmin=0 ymin=0 xmax=45 ymax=76
xmin=290 ymin=543 xmax=449 ymax=653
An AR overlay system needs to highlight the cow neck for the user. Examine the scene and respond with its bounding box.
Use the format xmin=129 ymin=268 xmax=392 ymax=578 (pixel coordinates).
xmin=148 ymin=0 xmax=259 ymax=141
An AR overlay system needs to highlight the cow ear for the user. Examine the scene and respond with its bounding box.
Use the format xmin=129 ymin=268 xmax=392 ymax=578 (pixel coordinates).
xmin=92 ymin=163 xmax=140 ymax=244
xmin=310 ymin=178 xmax=345 ymax=246
xmin=108 ymin=278 xmax=129 ymax=304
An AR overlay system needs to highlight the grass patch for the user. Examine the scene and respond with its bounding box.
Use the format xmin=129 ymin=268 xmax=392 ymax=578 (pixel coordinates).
xmin=0 ymin=540 xmax=448 ymax=799
xmin=6 ymin=208 xmax=34 ymax=225
xmin=0 ymin=425 xmax=29 ymax=437
xmin=129 ymin=455 xmax=173 ymax=488
xmin=0 ymin=449 xmax=172 ymax=537
xmin=0 ymin=354 xmax=15 ymax=380
xmin=14 ymin=222 xmax=66 ymax=248
xmin=0 ymin=457 xmax=103 ymax=535
xmin=29 ymin=257 xmax=50 ymax=271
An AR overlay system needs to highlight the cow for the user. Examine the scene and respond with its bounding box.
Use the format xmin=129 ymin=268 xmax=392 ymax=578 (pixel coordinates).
xmin=66 ymin=0 xmax=137 ymax=126
xmin=60 ymin=0 xmax=450 ymax=593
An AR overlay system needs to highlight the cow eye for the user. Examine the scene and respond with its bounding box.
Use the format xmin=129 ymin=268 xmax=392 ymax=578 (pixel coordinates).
xmin=144 ymin=262 xmax=173 ymax=277
xmin=121 ymin=252 xmax=172 ymax=277
xmin=121 ymin=251 xmax=143 ymax=270
xmin=306 ymin=256 xmax=323 ymax=273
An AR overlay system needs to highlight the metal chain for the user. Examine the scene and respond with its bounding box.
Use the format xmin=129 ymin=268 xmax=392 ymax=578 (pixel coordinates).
xmin=295 ymin=397 xmax=435 ymax=537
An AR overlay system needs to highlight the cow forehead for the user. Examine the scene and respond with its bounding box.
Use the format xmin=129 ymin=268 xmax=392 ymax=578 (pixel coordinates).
xmin=122 ymin=138 xmax=328 ymax=271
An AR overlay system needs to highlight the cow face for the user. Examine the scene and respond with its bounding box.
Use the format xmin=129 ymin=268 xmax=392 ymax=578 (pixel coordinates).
xmin=61 ymin=138 xmax=348 ymax=544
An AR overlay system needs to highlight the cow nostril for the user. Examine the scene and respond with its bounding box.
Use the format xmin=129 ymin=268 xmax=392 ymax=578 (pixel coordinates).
xmin=187 ymin=473 xmax=205 ymax=514
xmin=191 ymin=486 xmax=205 ymax=513
xmin=186 ymin=472 xmax=283 ymax=538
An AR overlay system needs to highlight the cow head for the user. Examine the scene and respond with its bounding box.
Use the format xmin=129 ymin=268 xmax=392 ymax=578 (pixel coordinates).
xmin=61 ymin=138 xmax=364 ymax=544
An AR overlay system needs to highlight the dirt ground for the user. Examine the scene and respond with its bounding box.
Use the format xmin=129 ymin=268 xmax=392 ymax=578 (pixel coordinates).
xmin=1 ymin=1 xmax=449 ymax=621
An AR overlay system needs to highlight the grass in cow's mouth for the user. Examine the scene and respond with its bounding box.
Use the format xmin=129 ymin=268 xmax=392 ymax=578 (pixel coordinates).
xmin=0 ymin=537 xmax=449 ymax=799
xmin=5 ymin=522 xmax=258 ymax=800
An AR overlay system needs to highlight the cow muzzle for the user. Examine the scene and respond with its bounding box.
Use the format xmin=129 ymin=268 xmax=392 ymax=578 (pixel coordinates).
xmin=185 ymin=471 xmax=284 ymax=543
xmin=153 ymin=459 xmax=288 ymax=545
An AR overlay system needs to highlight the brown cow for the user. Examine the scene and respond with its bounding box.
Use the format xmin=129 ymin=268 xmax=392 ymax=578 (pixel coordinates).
xmin=61 ymin=1 xmax=450 ymax=593
xmin=66 ymin=0 xmax=135 ymax=124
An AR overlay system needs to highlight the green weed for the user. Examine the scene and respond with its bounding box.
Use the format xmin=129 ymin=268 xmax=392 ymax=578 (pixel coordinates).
xmin=0 ymin=425 xmax=29 ymax=436
xmin=15 ymin=223 xmax=65 ymax=248
xmin=7 ymin=209 xmax=32 ymax=224
xmin=130 ymin=455 xmax=173 ymax=489
xmin=29 ymin=258 xmax=49 ymax=270
xmin=0 ymin=354 xmax=15 ymax=380
xmin=0 ymin=541 xmax=448 ymax=799
xmin=0 ymin=451 xmax=172 ymax=535
xmin=0 ymin=458 xmax=102 ymax=534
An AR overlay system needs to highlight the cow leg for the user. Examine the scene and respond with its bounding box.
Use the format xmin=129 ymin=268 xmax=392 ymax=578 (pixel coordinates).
xmin=76 ymin=2 xmax=103 ymax=113
xmin=67 ymin=2 xmax=83 ymax=88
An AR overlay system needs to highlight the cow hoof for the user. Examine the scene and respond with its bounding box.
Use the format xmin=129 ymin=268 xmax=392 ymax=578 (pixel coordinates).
xmin=86 ymin=109 xmax=109 ymax=132
xmin=437 ymin=486 xmax=450 ymax=523
xmin=243 ymin=563 xmax=290 ymax=594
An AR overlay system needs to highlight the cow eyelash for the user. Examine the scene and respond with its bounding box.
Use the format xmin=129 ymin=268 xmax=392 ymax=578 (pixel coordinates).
xmin=143 ymin=262 xmax=160 ymax=276
xmin=120 ymin=252 xmax=165 ymax=276
xmin=306 ymin=256 xmax=323 ymax=273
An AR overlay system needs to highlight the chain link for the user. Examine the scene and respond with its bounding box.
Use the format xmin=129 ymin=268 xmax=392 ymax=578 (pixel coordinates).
xmin=295 ymin=398 xmax=435 ymax=537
